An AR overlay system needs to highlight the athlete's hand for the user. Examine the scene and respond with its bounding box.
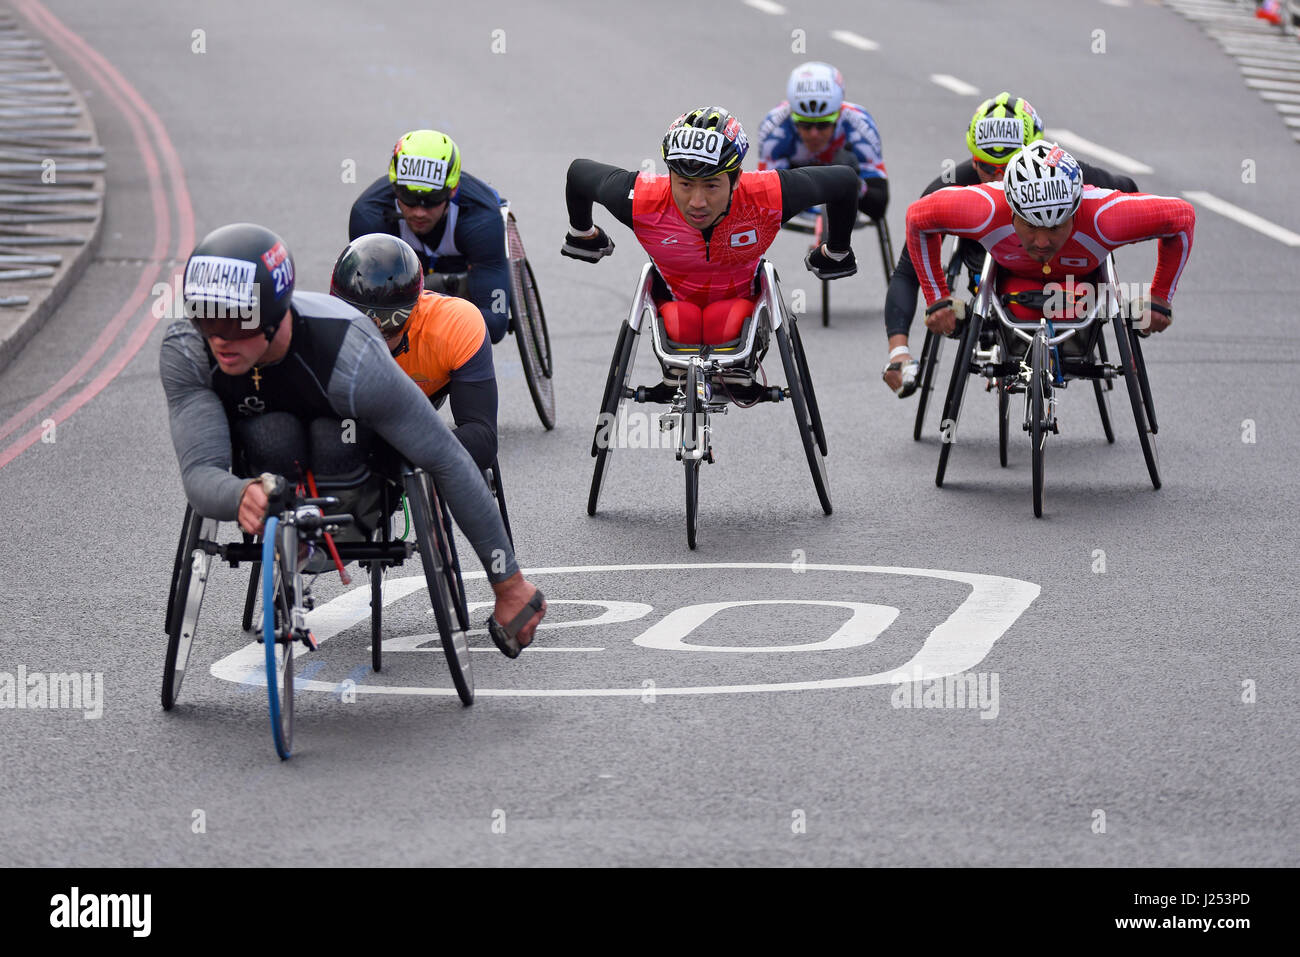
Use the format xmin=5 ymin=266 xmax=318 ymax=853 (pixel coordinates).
xmin=924 ymin=298 xmax=966 ymax=337
xmin=805 ymin=243 xmax=857 ymax=280
xmin=562 ymin=226 xmax=615 ymax=262
xmin=1133 ymin=295 xmax=1172 ymax=336
xmin=238 ymin=480 xmax=270 ymax=536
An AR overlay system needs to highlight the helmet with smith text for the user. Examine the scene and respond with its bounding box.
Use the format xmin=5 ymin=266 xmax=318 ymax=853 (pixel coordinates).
xmin=388 ymin=129 xmax=462 ymax=206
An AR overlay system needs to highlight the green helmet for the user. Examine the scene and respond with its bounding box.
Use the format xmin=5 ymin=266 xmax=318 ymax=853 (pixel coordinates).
xmin=967 ymin=93 xmax=1044 ymax=166
xmin=388 ymin=129 xmax=462 ymax=205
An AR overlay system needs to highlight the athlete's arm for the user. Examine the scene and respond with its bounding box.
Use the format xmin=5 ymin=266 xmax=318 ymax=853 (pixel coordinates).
xmin=445 ymin=336 xmax=498 ymax=471
xmin=756 ymin=107 xmax=793 ymax=171
xmin=777 ymin=165 xmax=860 ymax=250
xmin=565 ymin=159 xmax=638 ymax=231
xmin=331 ymin=322 xmax=518 ymax=583
xmin=348 ymin=174 xmax=399 ymax=241
xmin=159 ymin=322 xmax=251 ymax=520
xmin=905 ymin=186 xmax=998 ymax=305
xmin=1092 ymin=193 xmax=1196 ymax=301
xmin=458 ymin=206 xmax=512 ymax=342
xmin=1078 ymin=161 xmax=1139 ymax=194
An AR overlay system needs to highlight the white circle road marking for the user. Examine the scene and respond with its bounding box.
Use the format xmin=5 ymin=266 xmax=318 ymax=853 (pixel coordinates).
xmin=210 ymin=563 xmax=1039 ymax=698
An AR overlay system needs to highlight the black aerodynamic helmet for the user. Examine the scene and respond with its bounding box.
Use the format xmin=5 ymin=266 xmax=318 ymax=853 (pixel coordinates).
xmin=330 ymin=233 xmax=424 ymax=335
xmin=183 ymin=223 xmax=296 ymax=340
xmin=661 ymin=106 xmax=749 ymax=180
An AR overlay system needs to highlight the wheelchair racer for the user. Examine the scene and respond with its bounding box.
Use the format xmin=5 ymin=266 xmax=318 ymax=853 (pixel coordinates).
xmin=160 ymin=223 xmax=544 ymax=655
xmin=756 ymin=61 xmax=889 ymax=223
xmin=905 ymin=141 xmax=1195 ymax=346
xmin=348 ymin=130 xmax=512 ymax=344
xmin=883 ymin=93 xmax=1141 ymax=396
xmin=330 ymin=233 xmax=499 ymax=472
xmin=561 ymin=106 xmax=859 ymax=356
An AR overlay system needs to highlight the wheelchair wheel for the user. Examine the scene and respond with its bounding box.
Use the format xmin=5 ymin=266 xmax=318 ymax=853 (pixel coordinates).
xmin=588 ymin=320 xmax=638 ymax=516
xmin=998 ymin=375 xmax=1011 ymax=467
xmin=1113 ymin=318 xmax=1161 ymax=490
xmin=261 ymin=518 xmax=295 ymax=760
xmin=913 ymin=330 xmax=942 ymax=441
xmin=437 ymin=491 xmax=472 ymax=634
xmin=1030 ymin=334 xmax=1050 ymax=518
xmin=875 ymin=217 xmax=895 ymax=282
xmin=404 ymin=468 xmax=474 ymax=706
xmin=486 ymin=458 xmax=514 ymax=546
xmin=506 ymin=215 xmax=556 ymax=430
xmin=1131 ymin=332 xmax=1158 ymax=434
xmin=684 ymin=362 xmax=702 ymax=550
xmin=776 ymin=321 xmax=832 ymax=515
xmin=812 ymin=212 xmax=831 ymax=327
xmin=935 ymin=312 xmax=982 ymax=487
xmin=162 ymin=506 xmax=216 ymax=711
xmin=1093 ymin=377 xmax=1115 ymax=444
xmin=789 ymin=317 xmax=827 ymax=456
xmin=240 ymin=556 xmax=260 ymax=632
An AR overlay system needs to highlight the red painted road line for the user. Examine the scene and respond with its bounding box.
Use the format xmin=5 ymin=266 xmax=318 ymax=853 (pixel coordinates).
xmin=0 ymin=0 xmax=193 ymax=470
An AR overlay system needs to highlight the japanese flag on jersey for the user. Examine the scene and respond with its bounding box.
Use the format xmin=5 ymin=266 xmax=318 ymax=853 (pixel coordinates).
xmin=730 ymin=229 xmax=758 ymax=248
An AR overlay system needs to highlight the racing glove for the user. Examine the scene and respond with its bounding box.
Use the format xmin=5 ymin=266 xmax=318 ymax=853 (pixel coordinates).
xmin=805 ymin=243 xmax=857 ymax=280
xmin=561 ymin=226 xmax=615 ymax=263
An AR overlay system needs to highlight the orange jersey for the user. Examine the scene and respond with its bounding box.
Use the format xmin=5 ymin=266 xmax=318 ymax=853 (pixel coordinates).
xmin=394 ymin=291 xmax=487 ymax=396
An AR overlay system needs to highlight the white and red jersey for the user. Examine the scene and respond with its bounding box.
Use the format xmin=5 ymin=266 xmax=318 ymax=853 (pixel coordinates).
xmin=905 ymin=182 xmax=1196 ymax=304
xmin=631 ymin=170 xmax=785 ymax=307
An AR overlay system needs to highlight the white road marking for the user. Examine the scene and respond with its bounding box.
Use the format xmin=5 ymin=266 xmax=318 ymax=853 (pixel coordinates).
xmin=1242 ymin=65 xmax=1300 ymax=80
xmin=1246 ymin=77 xmax=1300 ymax=91
xmin=743 ymin=0 xmax=786 ymax=13
xmin=632 ymin=600 xmax=898 ymax=652
xmin=831 ymin=29 xmax=879 ymax=51
xmin=1100 ymin=0 xmax=1131 ymax=7
xmin=1183 ymin=190 xmax=1300 ymax=247
xmin=1048 ymin=129 xmax=1155 ymax=175
xmin=930 ymin=73 xmax=979 ymax=96
xmin=1259 ymin=89 xmax=1300 ymax=102
xmin=211 ymin=563 xmax=1040 ymax=698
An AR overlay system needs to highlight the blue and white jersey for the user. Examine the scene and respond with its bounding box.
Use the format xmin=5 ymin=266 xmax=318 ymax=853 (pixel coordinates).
xmin=757 ymin=101 xmax=886 ymax=182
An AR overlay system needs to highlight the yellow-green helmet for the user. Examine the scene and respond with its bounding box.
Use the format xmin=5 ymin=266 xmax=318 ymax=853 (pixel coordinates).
xmin=388 ymin=130 xmax=462 ymax=204
xmin=662 ymin=107 xmax=749 ymax=179
xmin=966 ymin=93 xmax=1044 ymax=166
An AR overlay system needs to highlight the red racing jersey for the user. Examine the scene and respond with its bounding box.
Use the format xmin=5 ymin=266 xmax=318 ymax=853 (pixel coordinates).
xmin=905 ymin=182 xmax=1195 ymax=304
xmin=631 ymin=170 xmax=785 ymax=307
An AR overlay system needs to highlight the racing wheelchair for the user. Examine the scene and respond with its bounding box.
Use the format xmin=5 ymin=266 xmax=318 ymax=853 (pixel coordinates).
xmin=424 ymin=199 xmax=555 ymax=429
xmin=782 ymin=206 xmax=894 ymax=326
xmin=161 ymin=444 xmax=509 ymax=759
xmin=587 ymin=260 xmax=829 ymax=549
xmin=930 ymin=252 xmax=1160 ymax=517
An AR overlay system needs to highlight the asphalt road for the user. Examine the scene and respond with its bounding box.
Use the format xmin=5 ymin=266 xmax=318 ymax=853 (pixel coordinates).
xmin=0 ymin=0 xmax=1295 ymax=867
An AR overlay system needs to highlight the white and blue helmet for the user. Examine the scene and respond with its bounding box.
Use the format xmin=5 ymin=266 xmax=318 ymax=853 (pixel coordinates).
xmin=1004 ymin=141 xmax=1083 ymax=228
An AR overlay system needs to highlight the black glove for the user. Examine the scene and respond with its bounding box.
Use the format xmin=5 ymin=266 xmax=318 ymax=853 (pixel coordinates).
xmin=425 ymin=271 xmax=466 ymax=296
xmin=805 ymin=243 xmax=857 ymax=280
xmin=562 ymin=226 xmax=615 ymax=262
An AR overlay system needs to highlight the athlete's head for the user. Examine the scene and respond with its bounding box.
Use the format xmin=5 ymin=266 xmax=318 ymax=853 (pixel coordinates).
xmin=330 ymin=234 xmax=423 ymax=341
xmin=183 ymin=222 xmax=296 ymax=371
xmin=661 ymin=106 xmax=749 ymax=230
xmin=786 ymin=62 xmax=844 ymax=154
xmin=1004 ymin=141 xmax=1083 ymax=262
xmin=388 ymin=129 xmax=461 ymax=233
xmin=967 ymin=92 xmax=1044 ymax=182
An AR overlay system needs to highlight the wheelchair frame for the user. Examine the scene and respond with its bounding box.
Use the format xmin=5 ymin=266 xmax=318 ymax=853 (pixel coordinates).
xmin=782 ymin=208 xmax=895 ymax=326
xmin=931 ymin=252 xmax=1160 ymax=516
xmin=587 ymin=260 xmax=829 ymax=548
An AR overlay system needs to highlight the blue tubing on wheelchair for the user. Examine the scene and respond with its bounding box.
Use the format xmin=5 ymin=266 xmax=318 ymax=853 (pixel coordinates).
xmin=262 ymin=517 xmax=290 ymax=759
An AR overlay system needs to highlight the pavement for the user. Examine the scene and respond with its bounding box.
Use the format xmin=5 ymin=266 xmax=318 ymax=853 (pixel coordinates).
xmin=0 ymin=0 xmax=1296 ymax=869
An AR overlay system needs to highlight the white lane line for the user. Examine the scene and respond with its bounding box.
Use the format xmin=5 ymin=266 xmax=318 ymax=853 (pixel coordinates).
xmin=1049 ymin=129 xmax=1155 ymax=175
xmin=1237 ymin=55 xmax=1300 ymax=69
xmin=1242 ymin=66 xmax=1300 ymax=80
xmin=1183 ymin=190 xmax=1300 ymax=247
xmin=1100 ymin=0 xmax=1131 ymax=7
xmin=1258 ymin=89 xmax=1300 ymax=102
xmin=930 ymin=73 xmax=979 ymax=96
xmin=743 ymin=0 xmax=786 ymax=14
xmin=1273 ymin=102 xmax=1300 ymax=113
xmin=1246 ymin=77 xmax=1300 ymax=91
xmin=831 ymin=29 xmax=879 ymax=51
